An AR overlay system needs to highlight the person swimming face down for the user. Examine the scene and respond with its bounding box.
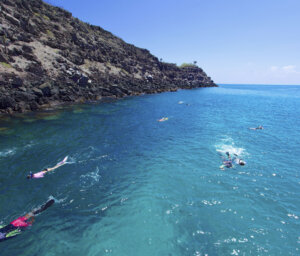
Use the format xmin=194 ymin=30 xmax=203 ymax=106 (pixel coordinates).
xmin=26 ymin=169 xmax=48 ymax=179
xmin=233 ymin=153 xmax=246 ymax=166
xmin=222 ymin=152 xmax=233 ymax=168
xmin=0 ymin=199 xmax=55 ymax=242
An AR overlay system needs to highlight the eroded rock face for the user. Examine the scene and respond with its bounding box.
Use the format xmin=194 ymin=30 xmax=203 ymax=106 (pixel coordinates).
xmin=0 ymin=96 xmax=16 ymax=109
xmin=0 ymin=0 xmax=217 ymax=114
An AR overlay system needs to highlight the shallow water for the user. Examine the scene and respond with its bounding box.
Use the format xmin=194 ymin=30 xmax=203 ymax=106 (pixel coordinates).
xmin=0 ymin=84 xmax=299 ymax=255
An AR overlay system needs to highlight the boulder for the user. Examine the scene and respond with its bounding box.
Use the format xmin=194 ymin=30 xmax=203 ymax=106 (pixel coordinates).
xmin=11 ymin=77 xmax=23 ymax=88
xmin=25 ymin=63 xmax=44 ymax=75
xmin=18 ymin=87 xmax=27 ymax=92
xmin=29 ymin=101 xmax=39 ymax=111
xmin=71 ymin=72 xmax=81 ymax=82
xmin=22 ymin=45 xmax=33 ymax=53
xmin=9 ymin=47 xmax=23 ymax=56
xmin=146 ymin=74 xmax=153 ymax=82
xmin=17 ymin=33 xmax=32 ymax=42
xmin=39 ymin=82 xmax=52 ymax=97
xmin=15 ymin=101 xmax=27 ymax=113
xmin=32 ymin=88 xmax=43 ymax=97
xmin=61 ymin=95 xmax=75 ymax=101
xmin=109 ymin=85 xmax=126 ymax=97
xmin=0 ymin=96 xmax=16 ymax=109
xmin=78 ymin=76 xmax=89 ymax=87
xmin=187 ymin=74 xmax=194 ymax=81
xmin=50 ymin=87 xmax=59 ymax=96
xmin=14 ymin=91 xmax=36 ymax=102
xmin=0 ymin=52 xmax=8 ymax=63
xmin=3 ymin=13 xmax=20 ymax=26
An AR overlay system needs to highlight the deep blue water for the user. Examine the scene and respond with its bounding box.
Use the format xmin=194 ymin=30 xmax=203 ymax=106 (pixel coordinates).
xmin=0 ymin=84 xmax=299 ymax=255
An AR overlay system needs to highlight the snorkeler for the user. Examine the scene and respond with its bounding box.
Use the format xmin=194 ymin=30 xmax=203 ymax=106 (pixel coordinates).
xmin=249 ymin=125 xmax=264 ymax=130
xmin=233 ymin=154 xmax=246 ymax=166
xmin=27 ymin=156 xmax=68 ymax=179
xmin=158 ymin=117 xmax=168 ymax=122
xmin=0 ymin=199 xmax=54 ymax=242
xmin=220 ymin=152 xmax=233 ymax=170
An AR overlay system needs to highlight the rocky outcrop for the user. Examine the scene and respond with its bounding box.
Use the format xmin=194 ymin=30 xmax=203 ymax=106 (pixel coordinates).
xmin=0 ymin=0 xmax=217 ymax=114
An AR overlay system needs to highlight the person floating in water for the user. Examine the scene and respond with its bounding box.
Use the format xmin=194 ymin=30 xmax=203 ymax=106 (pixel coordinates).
xmin=249 ymin=125 xmax=264 ymax=130
xmin=0 ymin=199 xmax=55 ymax=242
xmin=158 ymin=117 xmax=168 ymax=122
xmin=27 ymin=156 xmax=68 ymax=179
xmin=233 ymin=154 xmax=246 ymax=166
xmin=220 ymin=152 xmax=233 ymax=170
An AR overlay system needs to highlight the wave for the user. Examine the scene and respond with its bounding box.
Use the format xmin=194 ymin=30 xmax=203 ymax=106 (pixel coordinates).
xmin=23 ymin=141 xmax=37 ymax=149
xmin=0 ymin=148 xmax=17 ymax=158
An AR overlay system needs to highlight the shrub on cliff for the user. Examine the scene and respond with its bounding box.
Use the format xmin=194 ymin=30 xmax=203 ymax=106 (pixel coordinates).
xmin=179 ymin=63 xmax=197 ymax=68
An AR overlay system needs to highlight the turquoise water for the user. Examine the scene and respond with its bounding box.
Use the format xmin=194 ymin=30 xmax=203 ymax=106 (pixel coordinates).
xmin=0 ymin=84 xmax=299 ymax=255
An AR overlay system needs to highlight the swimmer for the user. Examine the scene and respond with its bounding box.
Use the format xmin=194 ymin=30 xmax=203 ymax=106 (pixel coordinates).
xmin=233 ymin=154 xmax=246 ymax=166
xmin=0 ymin=199 xmax=54 ymax=242
xmin=220 ymin=152 xmax=233 ymax=170
xmin=249 ymin=125 xmax=264 ymax=130
xmin=27 ymin=156 xmax=68 ymax=179
xmin=158 ymin=117 xmax=168 ymax=122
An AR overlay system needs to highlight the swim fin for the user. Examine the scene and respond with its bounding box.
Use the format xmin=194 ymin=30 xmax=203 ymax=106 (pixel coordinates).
xmin=32 ymin=199 xmax=55 ymax=215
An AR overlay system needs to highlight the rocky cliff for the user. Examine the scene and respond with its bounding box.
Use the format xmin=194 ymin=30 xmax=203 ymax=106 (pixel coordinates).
xmin=0 ymin=0 xmax=217 ymax=114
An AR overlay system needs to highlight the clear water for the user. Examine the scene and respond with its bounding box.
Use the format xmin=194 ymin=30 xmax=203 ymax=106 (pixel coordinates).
xmin=0 ymin=84 xmax=299 ymax=255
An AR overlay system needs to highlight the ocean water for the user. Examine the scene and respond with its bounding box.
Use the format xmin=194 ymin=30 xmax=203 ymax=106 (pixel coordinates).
xmin=0 ymin=84 xmax=299 ymax=255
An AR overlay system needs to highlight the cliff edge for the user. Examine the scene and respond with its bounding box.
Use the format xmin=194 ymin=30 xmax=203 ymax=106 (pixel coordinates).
xmin=0 ymin=0 xmax=217 ymax=114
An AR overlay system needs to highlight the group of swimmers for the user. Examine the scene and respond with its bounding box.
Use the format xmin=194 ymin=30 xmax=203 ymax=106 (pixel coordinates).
xmin=0 ymin=199 xmax=55 ymax=242
xmin=0 ymin=157 xmax=68 ymax=242
xmin=158 ymin=100 xmax=191 ymax=122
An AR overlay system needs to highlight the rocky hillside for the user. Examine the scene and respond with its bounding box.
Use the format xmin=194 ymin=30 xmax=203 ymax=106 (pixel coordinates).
xmin=0 ymin=0 xmax=217 ymax=114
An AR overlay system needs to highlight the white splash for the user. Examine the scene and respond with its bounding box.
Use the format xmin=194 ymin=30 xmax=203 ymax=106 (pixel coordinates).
xmin=215 ymin=137 xmax=247 ymax=157
xmin=0 ymin=148 xmax=16 ymax=158
xmin=80 ymin=166 xmax=102 ymax=188
xmin=202 ymin=200 xmax=221 ymax=206
xmin=287 ymin=213 xmax=299 ymax=219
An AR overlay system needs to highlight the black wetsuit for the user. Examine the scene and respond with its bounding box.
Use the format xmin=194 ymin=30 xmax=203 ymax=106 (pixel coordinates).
xmin=0 ymin=199 xmax=54 ymax=242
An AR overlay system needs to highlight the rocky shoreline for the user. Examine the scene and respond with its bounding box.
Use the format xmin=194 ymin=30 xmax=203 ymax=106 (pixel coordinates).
xmin=0 ymin=0 xmax=217 ymax=115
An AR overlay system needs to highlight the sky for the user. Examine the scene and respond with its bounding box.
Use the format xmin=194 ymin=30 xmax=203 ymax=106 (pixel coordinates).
xmin=46 ymin=0 xmax=300 ymax=85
